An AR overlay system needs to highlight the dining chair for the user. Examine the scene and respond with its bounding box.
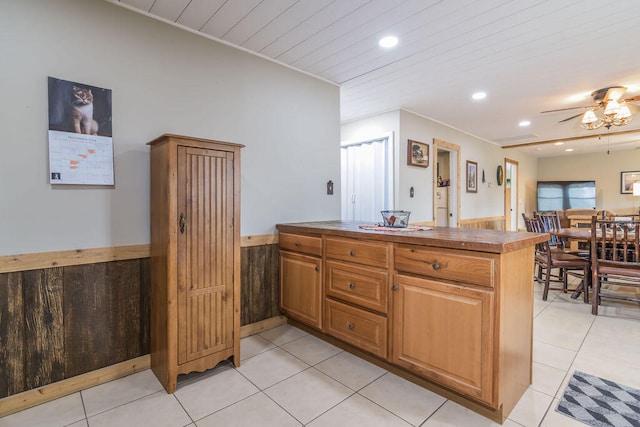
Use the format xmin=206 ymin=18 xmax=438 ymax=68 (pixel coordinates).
xmin=531 ymin=216 xmax=590 ymax=302
xmin=535 ymin=211 xmax=589 ymax=258
xmin=523 ymin=213 xmax=548 ymax=284
xmin=590 ymin=216 xmax=640 ymax=315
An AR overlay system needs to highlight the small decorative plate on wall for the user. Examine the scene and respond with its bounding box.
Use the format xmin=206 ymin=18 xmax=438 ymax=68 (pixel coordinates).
xmin=497 ymin=165 xmax=504 ymax=186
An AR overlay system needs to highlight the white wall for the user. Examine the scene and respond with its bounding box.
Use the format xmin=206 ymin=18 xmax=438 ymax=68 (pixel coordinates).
xmin=0 ymin=0 xmax=341 ymax=256
xmin=341 ymin=109 xmax=539 ymax=224
xmin=538 ymin=150 xmax=640 ymax=213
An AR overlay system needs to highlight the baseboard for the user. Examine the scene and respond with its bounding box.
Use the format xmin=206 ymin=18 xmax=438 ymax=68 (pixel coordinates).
xmin=240 ymin=315 xmax=287 ymax=338
xmin=0 ymin=355 xmax=150 ymax=418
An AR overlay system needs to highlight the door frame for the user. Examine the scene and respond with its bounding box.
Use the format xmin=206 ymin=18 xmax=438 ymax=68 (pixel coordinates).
xmin=504 ymin=158 xmax=519 ymax=231
xmin=433 ymin=138 xmax=460 ymax=227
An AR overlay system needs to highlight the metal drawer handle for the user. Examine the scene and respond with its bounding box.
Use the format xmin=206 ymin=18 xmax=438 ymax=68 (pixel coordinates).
xmin=349 ymin=250 xmax=355 ymax=256
xmin=347 ymin=322 xmax=354 ymax=330
xmin=433 ymin=263 xmax=440 ymax=270
xmin=349 ymin=283 xmax=355 ymax=289
xmin=179 ymin=212 xmax=186 ymax=234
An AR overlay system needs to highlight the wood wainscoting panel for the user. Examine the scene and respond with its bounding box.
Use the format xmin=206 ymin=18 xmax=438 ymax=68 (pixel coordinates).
xmin=0 ymin=236 xmax=278 ymax=401
xmin=458 ymin=216 xmax=506 ymax=231
xmin=0 ymin=258 xmax=150 ymax=400
xmin=240 ymin=243 xmax=280 ymax=326
xmin=23 ymin=268 xmax=65 ymax=391
xmin=64 ymin=263 xmax=111 ymax=377
xmin=0 ymin=272 xmax=25 ymax=397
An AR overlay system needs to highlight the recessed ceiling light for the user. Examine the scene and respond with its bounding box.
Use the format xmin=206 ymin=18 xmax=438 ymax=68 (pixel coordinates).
xmin=519 ymin=120 xmax=531 ymax=127
xmin=378 ymin=36 xmax=398 ymax=48
xmin=565 ymin=148 xmax=574 ymax=152
xmin=554 ymin=142 xmax=564 ymax=146
xmin=472 ymin=92 xmax=487 ymax=100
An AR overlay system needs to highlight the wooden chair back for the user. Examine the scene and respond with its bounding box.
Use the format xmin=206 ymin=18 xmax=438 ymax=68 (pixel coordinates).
xmin=590 ymin=216 xmax=640 ymax=314
xmin=522 ymin=213 xmax=537 ymax=232
xmin=535 ymin=211 xmax=563 ymax=248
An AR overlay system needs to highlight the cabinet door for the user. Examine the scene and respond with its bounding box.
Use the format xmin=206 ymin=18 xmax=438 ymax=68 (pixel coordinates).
xmin=280 ymin=251 xmax=322 ymax=329
xmin=177 ymin=146 xmax=235 ymax=364
xmin=392 ymin=274 xmax=495 ymax=406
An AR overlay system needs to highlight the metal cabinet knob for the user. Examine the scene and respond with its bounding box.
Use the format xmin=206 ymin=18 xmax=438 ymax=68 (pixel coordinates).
xmin=433 ymin=263 xmax=440 ymax=270
xmin=347 ymin=322 xmax=354 ymax=330
xmin=349 ymin=283 xmax=355 ymax=289
xmin=295 ymin=241 xmax=300 ymax=246
xmin=315 ymin=266 xmax=320 ymax=271
xmin=392 ymin=284 xmax=399 ymax=291
xmin=349 ymin=250 xmax=355 ymax=256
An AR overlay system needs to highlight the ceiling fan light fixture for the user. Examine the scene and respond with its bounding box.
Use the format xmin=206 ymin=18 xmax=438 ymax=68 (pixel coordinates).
xmin=604 ymin=100 xmax=621 ymax=117
xmin=581 ymin=109 xmax=604 ymax=130
xmin=617 ymin=104 xmax=632 ymax=119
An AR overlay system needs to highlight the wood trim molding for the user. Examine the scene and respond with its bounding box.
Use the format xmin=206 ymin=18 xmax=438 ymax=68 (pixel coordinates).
xmin=240 ymin=315 xmax=287 ymax=338
xmin=501 ymin=128 xmax=640 ymax=149
xmin=0 ymin=355 xmax=150 ymax=418
xmin=458 ymin=216 xmax=506 ymax=225
xmin=240 ymin=234 xmax=279 ymax=247
xmin=0 ymin=235 xmax=280 ymax=274
xmin=0 ymin=244 xmax=150 ymax=274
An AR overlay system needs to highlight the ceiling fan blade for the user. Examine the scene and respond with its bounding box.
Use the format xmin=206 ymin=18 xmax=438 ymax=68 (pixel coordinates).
xmin=540 ymin=105 xmax=591 ymax=113
xmin=558 ymin=112 xmax=585 ymax=123
xmin=622 ymin=95 xmax=640 ymax=103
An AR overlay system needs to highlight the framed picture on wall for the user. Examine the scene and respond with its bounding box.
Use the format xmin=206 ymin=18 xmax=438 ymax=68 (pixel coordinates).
xmin=466 ymin=160 xmax=478 ymax=193
xmin=620 ymin=170 xmax=640 ymax=194
xmin=407 ymin=140 xmax=429 ymax=167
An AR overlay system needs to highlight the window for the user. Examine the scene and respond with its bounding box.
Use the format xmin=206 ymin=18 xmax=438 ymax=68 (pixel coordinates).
xmin=537 ymin=181 xmax=596 ymax=211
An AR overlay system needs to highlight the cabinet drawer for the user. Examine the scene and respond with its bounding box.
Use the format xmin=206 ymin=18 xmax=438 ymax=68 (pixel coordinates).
xmin=326 ymin=237 xmax=389 ymax=268
xmin=326 ymin=261 xmax=388 ymax=313
xmin=395 ymin=245 xmax=496 ymax=288
xmin=279 ymin=233 xmax=322 ymax=256
xmin=325 ymin=298 xmax=387 ymax=358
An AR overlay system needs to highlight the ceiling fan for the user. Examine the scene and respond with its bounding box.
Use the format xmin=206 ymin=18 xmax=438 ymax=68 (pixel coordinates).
xmin=541 ymin=85 xmax=640 ymax=129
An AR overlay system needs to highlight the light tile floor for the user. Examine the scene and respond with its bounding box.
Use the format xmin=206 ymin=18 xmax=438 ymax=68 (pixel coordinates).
xmin=2 ymin=279 xmax=639 ymax=427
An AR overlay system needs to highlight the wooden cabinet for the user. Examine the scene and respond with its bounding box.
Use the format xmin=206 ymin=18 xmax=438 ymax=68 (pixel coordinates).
xmin=276 ymin=222 xmax=542 ymax=423
xmin=279 ymin=233 xmax=322 ymax=329
xmin=393 ymin=245 xmax=497 ymax=405
xmin=392 ymin=274 xmax=494 ymax=404
xmin=149 ymin=134 xmax=242 ymax=393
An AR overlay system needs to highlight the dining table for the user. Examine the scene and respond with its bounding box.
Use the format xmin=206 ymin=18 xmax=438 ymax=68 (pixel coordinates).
xmin=550 ymin=226 xmax=639 ymax=299
xmin=551 ymin=227 xmax=591 ymax=243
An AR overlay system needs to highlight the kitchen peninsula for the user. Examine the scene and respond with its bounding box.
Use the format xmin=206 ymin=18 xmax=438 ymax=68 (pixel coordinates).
xmin=276 ymin=221 xmax=547 ymax=423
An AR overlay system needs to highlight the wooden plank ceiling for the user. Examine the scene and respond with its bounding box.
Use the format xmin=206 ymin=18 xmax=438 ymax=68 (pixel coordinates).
xmin=109 ymin=0 xmax=640 ymax=156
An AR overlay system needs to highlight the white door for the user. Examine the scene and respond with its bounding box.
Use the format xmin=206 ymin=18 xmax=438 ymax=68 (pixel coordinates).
xmin=341 ymin=136 xmax=393 ymax=223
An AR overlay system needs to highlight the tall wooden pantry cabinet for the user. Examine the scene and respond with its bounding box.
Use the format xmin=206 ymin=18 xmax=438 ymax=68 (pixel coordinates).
xmin=148 ymin=134 xmax=243 ymax=393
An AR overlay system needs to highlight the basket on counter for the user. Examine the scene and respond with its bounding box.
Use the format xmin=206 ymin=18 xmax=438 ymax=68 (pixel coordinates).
xmin=380 ymin=210 xmax=411 ymax=228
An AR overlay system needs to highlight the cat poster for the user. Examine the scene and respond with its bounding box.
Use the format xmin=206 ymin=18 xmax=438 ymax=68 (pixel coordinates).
xmin=48 ymin=77 xmax=114 ymax=185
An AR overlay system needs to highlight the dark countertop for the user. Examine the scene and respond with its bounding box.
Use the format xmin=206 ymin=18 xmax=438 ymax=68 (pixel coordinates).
xmin=276 ymin=220 xmax=548 ymax=254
